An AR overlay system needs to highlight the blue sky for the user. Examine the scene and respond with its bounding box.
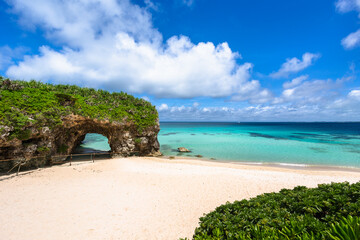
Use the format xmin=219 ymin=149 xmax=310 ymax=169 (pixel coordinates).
xmin=0 ymin=0 xmax=360 ymax=121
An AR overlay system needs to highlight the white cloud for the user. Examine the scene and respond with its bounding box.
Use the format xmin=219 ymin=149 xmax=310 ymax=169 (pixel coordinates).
xmin=4 ymin=0 xmax=265 ymax=101
xmin=335 ymin=0 xmax=360 ymax=14
xmin=158 ymin=100 xmax=360 ymax=122
xmin=336 ymin=0 xmax=360 ymax=49
xmin=141 ymin=96 xmax=150 ymax=101
xmin=231 ymin=79 xmax=273 ymax=104
xmin=283 ymin=75 xmax=308 ymax=89
xmin=155 ymin=70 xmax=360 ymax=121
xmin=270 ymin=53 xmax=320 ymax=78
xmin=276 ymin=78 xmax=345 ymax=105
xmin=341 ymin=29 xmax=360 ymax=49
xmin=157 ymin=103 xmax=169 ymax=111
xmin=7 ymin=0 xmax=160 ymax=47
xmin=331 ymin=88 xmax=360 ymax=111
xmin=158 ymin=86 xmax=360 ymax=121
xmin=348 ymin=89 xmax=360 ymax=99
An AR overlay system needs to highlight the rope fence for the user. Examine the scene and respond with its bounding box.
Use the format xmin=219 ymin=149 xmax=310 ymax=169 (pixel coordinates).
xmin=0 ymin=152 xmax=115 ymax=162
xmin=0 ymin=151 xmax=131 ymax=176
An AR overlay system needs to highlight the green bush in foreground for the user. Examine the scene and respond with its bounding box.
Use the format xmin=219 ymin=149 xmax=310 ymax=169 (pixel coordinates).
xmin=186 ymin=182 xmax=360 ymax=239
xmin=327 ymin=215 xmax=360 ymax=240
xmin=0 ymin=77 xmax=158 ymax=139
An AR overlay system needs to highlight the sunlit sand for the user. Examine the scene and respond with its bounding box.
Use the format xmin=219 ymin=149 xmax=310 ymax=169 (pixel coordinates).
xmin=1 ymin=157 xmax=359 ymax=240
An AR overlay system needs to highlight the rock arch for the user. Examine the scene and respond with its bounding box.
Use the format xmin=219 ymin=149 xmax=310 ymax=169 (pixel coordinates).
xmin=0 ymin=114 xmax=160 ymax=171
xmin=54 ymin=115 xmax=160 ymax=158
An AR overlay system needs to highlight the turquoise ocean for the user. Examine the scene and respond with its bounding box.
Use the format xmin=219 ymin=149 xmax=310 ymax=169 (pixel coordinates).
xmin=78 ymin=122 xmax=360 ymax=168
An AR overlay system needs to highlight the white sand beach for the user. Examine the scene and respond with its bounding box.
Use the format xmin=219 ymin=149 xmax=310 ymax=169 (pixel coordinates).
xmin=0 ymin=157 xmax=359 ymax=240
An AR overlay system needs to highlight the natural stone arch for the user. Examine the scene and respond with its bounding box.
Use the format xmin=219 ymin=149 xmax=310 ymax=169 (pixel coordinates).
xmin=0 ymin=79 xmax=160 ymax=172
xmin=0 ymin=114 xmax=160 ymax=171
xmin=52 ymin=115 xmax=160 ymax=160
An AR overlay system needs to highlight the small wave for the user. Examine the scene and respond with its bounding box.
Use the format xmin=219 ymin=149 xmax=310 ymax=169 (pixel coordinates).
xmin=277 ymin=162 xmax=308 ymax=167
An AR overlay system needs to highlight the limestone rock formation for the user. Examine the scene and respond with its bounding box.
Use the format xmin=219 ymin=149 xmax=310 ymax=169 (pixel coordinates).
xmin=0 ymin=114 xmax=160 ymax=171
xmin=0 ymin=78 xmax=161 ymax=172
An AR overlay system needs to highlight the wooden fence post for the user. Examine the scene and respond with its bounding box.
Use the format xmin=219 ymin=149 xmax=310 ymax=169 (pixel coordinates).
xmin=16 ymin=163 xmax=21 ymax=176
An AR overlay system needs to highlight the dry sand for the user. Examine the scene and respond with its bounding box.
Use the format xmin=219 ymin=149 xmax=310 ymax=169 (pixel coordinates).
xmin=0 ymin=157 xmax=360 ymax=240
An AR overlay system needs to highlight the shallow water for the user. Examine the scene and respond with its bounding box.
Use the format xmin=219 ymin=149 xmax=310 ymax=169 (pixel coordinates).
xmin=73 ymin=133 xmax=111 ymax=154
xmin=158 ymin=122 xmax=360 ymax=168
xmin=77 ymin=122 xmax=360 ymax=168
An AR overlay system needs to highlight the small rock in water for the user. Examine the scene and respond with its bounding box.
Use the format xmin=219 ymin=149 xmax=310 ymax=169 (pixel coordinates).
xmin=178 ymin=147 xmax=191 ymax=152
xmin=195 ymin=155 xmax=203 ymax=158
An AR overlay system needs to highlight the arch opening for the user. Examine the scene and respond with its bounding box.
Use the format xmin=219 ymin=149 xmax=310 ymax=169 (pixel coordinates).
xmin=72 ymin=133 xmax=111 ymax=160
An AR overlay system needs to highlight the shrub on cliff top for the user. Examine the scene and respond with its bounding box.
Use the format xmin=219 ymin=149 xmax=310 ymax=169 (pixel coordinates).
xmin=188 ymin=181 xmax=360 ymax=239
xmin=0 ymin=76 xmax=158 ymax=139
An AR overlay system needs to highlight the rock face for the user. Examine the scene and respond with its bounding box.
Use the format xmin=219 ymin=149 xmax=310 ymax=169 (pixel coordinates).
xmin=0 ymin=114 xmax=160 ymax=172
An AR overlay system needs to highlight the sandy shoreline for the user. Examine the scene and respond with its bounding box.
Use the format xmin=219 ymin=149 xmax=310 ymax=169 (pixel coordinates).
xmin=1 ymin=157 xmax=360 ymax=240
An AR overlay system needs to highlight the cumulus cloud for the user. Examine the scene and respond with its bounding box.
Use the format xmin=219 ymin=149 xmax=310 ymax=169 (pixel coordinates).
xmin=331 ymin=88 xmax=360 ymax=113
xmin=270 ymin=53 xmax=320 ymax=78
xmin=273 ymin=75 xmax=354 ymax=106
xmin=231 ymin=79 xmax=273 ymax=104
xmin=158 ymin=85 xmax=360 ymax=122
xmin=279 ymin=79 xmax=339 ymax=104
xmin=336 ymin=0 xmax=360 ymax=49
xmin=157 ymin=99 xmax=360 ymax=121
xmin=4 ymin=0 xmax=264 ymax=101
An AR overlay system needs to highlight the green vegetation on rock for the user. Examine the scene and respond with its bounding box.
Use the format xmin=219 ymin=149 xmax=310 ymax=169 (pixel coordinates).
xmin=187 ymin=181 xmax=360 ymax=239
xmin=36 ymin=146 xmax=50 ymax=153
xmin=0 ymin=76 xmax=158 ymax=139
